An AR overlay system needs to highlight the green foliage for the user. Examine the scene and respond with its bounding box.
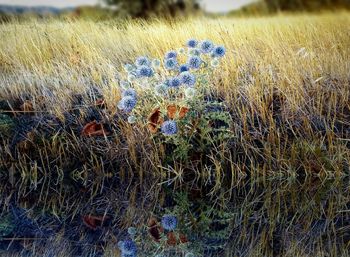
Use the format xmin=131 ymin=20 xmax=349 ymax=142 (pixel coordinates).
xmin=172 ymin=192 xmax=234 ymax=254
xmin=0 ymin=114 xmax=14 ymax=138
xmin=0 ymin=213 xmax=15 ymax=237
xmin=160 ymin=99 xmax=233 ymax=162
xmin=103 ymin=0 xmax=199 ymax=18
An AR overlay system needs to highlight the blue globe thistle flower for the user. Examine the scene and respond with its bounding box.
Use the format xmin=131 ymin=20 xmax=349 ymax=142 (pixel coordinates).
xmin=127 ymin=227 xmax=137 ymax=236
xmin=180 ymin=71 xmax=196 ymax=86
xmin=120 ymin=80 xmax=131 ymax=89
xmin=165 ymin=50 xmax=177 ymax=59
xmin=118 ymin=96 xmax=137 ymax=113
xmin=135 ymin=56 xmax=151 ymax=67
xmin=128 ymin=74 xmax=137 ymax=82
xmin=187 ymin=39 xmax=198 ymax=48
xmin=152 ymin=59 xmax=161 ymax=68
xmin=161 ymin=121 xmax=178 ymax=136
xmin=118 ymin=240 xmax=137 ymax=254
xmin=161 ymin=215 xmax=177 ymax=230
xmin=178 ymin=48 xmax=185 ymax=54
xmin=213 ymin=45 xmax=226 ymax=57
xmin=188 ymin=48 xmax=201 ymax=56
xmin=211 ymin=58 xmax=220 ymax=67
xmin=188 ymin=56 xmax=202 ymax=69
xmin=168 ymin=77 xmax=181 ymax=88
xmin=122 ymin=88 xmax=137 ymax=98
xmin=127 ymin=116 xmax=137 ymax=124
xmin=136 ymin=65 xmax=154 ymax=78
xmin=179 ymin=64 xmax=190 ymax=73
xmin=185 ymin=87 xmax=196 ymax=99
xmin=164 ymin=58 xmax=178 ymax=70
xmin=154 ymin=83 xmax=168 ymax=96
xmin=124 ymin=64 xmax=134 ymax=73
xmin=200 ymin=40 xmax=214 ymax=54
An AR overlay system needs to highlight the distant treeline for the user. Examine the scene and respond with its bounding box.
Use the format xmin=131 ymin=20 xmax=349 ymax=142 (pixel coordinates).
xmin=231 ymin=0 xmax=350 ymax=15
xmin=0 ymin=0 xmax=200 ymax=22
xmin=265 ymin=0 xmax=350 ymax=11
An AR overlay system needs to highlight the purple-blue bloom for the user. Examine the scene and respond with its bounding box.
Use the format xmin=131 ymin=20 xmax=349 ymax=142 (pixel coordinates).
xmin=165 ymin=50 xmax=177 ymax=59
xmin=135 ymin=56 xmax=151 ymax=67
xmin=188 ymin=56 xmax=202 ymax=69
xmin=164 ymin=58 xmax=178 ymax=70
xmin=179 ymin=64 xmax=190 ymax=73
xmin=122 ymin=88 xmax=137 ymax=99
xmin=213 ymin=45 xmax=226 ymax=57
xmin=180 ymin=72 xmax=196 ymax=86
xmin=136 ymin=65 xmax=154 ymax=77
xmin=168 ymin=77 xmax=181 ymax=88
xmin=118 ymin=96 xmax=137 ymax=113
xmin=187 ymin=39 xmax=198 ymax=48
xmin=161 ymin=121 xmax=178 ymax=136
xmin=118 ymin=240 xmax=137 ymax=255
xmin=161 ymin=215 xmax=178 ymax=230
xmin=200 ymin=40 xmax=214 ymax=54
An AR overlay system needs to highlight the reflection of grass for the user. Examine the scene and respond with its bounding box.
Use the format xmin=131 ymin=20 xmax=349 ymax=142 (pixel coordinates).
xmin=0 ymin=12 xmax=349 ymax=256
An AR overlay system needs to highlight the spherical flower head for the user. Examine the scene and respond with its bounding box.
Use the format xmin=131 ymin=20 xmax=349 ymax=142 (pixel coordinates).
xmin=213 ymin=45 xmax=226 ymax=58
xmin=165 ymin=50 xmax=177 ymax=59
xmin=168 ymin=77 xmax=181 ymax=88
xmin=136 ymin=65 xmax=154 ymax=78
xmin=185 ymin=87 xmax=196 ymax=99
xmin=211 ymin=58 xmax=220 ymax=67
xmin=180 ymin=72 xmax=196 ymax=87
xmin=128 ymin=74 xmax=137 ymax=82
xmin=120 ymin=80 xmax=131 ymax=89
xmin=135 ymin=56 xmax=151 ymax=67
xmin=152 ymin=59 xmax=161 ymax=68
xmin=154 ymin=83 xmax=168 ymax=96
xmin=178 ymin=48 xmax=185 ymax=54
xmin=161 ymin=215 xmax=178 ymax=230
xmin=188 ymin=48 xmax=201 ymax=56
xmin=200 ymin=40 xmax=214 ymax=54
xmin=187 ymin=39 xmax=198 ymax=48
xmin=179 ymin=64 xmax=190 ymax=73
xmin=164 ymin=58 xmax=178 ymax=70
xmin=122 ymin=88 xmax=137 ymax=99
xmin=124 ymin=64 xmax=134 ymax=73
xmin=127 ymin=227 xmax=137 ymax=236
xmin=127 ymin=116 xmax=137 ymax=124
xmin=188 ymin=56 xmax=202 ymax=70
xmin=118 ymin=96 xmax=137 ymax=113
xmin=118 ymin=240 xmax=137 ymax=254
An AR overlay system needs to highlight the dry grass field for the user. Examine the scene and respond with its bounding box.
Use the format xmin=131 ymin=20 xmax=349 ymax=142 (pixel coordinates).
xmin=0 ymin=12 xmax=349 ymax=256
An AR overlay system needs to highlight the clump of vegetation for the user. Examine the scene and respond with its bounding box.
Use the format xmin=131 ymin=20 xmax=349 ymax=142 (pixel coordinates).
xmin=116 ymin=39 xmax=232 ymax=162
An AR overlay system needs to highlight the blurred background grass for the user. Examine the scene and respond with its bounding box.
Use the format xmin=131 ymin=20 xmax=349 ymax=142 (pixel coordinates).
xmin=1 ymin=0 xmax=350 ymax=21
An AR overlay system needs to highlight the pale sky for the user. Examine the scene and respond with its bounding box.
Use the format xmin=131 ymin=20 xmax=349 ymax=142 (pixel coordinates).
xmin=0 ymin=0 xmax=255 ymax=12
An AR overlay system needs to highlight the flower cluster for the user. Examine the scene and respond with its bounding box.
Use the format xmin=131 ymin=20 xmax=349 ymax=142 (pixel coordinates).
xmin=117 ymin=39 xmax=226 ymax=136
